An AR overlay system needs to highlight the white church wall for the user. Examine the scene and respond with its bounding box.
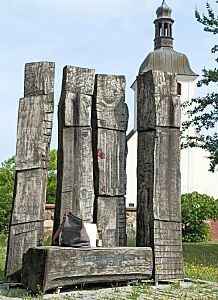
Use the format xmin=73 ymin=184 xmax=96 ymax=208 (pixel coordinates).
xmin=126 ymin=77 xmax=218 ymax=208
xmin=181 ymin=147 xmax=218 ymax=198
xmin=126 ymin=131 xmax=137 ymax=207
xmin=179 ymin=79 xmax=198 ymax=196
xmin=179 ymin=78 xmax=218 ymax=199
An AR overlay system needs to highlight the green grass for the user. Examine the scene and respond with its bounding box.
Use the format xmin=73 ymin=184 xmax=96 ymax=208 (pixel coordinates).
xmin=183 ymin=242 xmax=218 ymax=267
xmin=0 ymin=233 xmax=7 ymax=281
xmin=183 ymin=242 xmax=218 ymax=282
xmin=127 ymin=238 xmax=136 ymax=247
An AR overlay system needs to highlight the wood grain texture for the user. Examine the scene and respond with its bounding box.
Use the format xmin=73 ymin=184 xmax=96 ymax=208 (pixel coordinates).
xmin=6 ymin=221 xmax=43 ymax=281
xmin=55 ymin=126 xmax=94 ymax=229
xmin=137 ymin=70 xmax=180 ymax=131
xmin=24 ymin=62 xmax=55 ymax=97
xmin=92 ymin=74 xmax=128 ymax=249
xmin=61 ymin=92 xmax=92 ymax=127
xmin=93 ymin=128 xmax=127 ymax=196
xmin=11 ymin=169 xmax=47 ymax=225
xmin=22 ymin=246 xmax=153 ymax=293
xmin=137 ymin=128 xmax=181 ymax=222
xmin=96 ymin=197 xmax=126 ymax=247
xmin=16 ymin=95 xmax=53 ymax=170
xmin=93 ymin=74 xmax=128 ymax=131
xmin=62 ymin=65 xmax=95 ymax=95
xmin=136 ymin=70 xmax=182 ymax=282
xmin=118 ymin=197 xmax=127 ymax=246
xmin=153 ymin=221 xmax=183 ymax=280
xmin=54 ymin=66 xmax=95 ymax=235
xmin=6 ymin=61 xmax=55 ymax=282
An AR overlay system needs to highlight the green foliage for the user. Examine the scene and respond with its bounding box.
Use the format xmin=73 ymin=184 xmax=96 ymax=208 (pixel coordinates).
xmin=0 ymin=233 xmax=7 ymax=281
xmin=0 ymin=156 xmax=15 ymax=232
xmin=181 ymin=192 xmax=218 ymax=242
xmin=195 ymin=1 xmax=218 ymax=35
xmin=0 ymin=150 xmax=57 ymax=232
xmin=46 ymin=149 xmax=57 ymax=204
xmin=182 ymin=1 xmax=218 ymax=171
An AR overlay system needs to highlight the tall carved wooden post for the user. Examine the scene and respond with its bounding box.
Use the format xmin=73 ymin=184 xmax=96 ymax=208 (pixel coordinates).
xmin=5 ymin=62 xmax=55 ymax=281
xmin=93 ymin=75 xmax=128 ymax=247
xmin=53 ymin=66 xmax=95 ymax=236
xmin=54 ymin=70 xmax=128 ymax=247
xmin=137 ymin=70 xmax=183 ymax=281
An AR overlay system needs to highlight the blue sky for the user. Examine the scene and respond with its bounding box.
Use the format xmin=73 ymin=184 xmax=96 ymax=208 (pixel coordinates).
xmin=0 ymin=0 xmax=217 ymax=163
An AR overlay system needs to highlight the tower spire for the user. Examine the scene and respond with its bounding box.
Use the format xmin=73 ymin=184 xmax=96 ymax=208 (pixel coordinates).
xmin=154 ymin=1 xmax=174 ymax=49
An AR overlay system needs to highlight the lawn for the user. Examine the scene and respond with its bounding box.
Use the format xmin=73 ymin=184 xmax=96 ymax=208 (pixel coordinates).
xmin=0 ymin=237 xmax=217 ymax=299
xmin=0 ymin=233 xmax=7 ymax=281
xmin=0 ymin=235 xmax=218 ymax=283
xmin=183 ymin=242 xmax=218 ymax=282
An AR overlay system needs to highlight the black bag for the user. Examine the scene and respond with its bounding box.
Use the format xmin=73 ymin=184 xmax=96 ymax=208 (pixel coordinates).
xmin=61 ymin=213 xmax=90 ymax=248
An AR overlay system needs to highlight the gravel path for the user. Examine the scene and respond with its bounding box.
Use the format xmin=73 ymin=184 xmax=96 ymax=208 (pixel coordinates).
xmin=0 ymin=280 xmax=218 ymax=300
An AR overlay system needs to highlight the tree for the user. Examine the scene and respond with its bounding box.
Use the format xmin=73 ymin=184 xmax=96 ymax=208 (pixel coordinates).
xmin=0 ymin=156 xmax=16 ymax=232
xmin=181 ymin=192 xmax=218 ymax=242
xmin=46 ymin=149 xmax=57 ymax=204
xmin=0 ymin=150 xmax=57 ymax=232
xmin=182 ymin=1 xmax=218 ymax=171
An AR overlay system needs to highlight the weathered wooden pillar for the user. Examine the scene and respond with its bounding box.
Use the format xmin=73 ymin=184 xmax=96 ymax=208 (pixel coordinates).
xmin=5 ymin=62 xmax=55 ymax=281
xmin=136 ymin=70 xmax=183 ymax=281
xmin=53 ymin=66 xmax=95 ymax=236
xmin=93 ymin=74 xmax=128 ymax=247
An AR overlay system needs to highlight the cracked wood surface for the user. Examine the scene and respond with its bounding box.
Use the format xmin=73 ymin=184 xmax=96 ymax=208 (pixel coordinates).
xmin=22 ymin=246 xmax=153 ymax=293
xmin=6 ymin=62 xmax=55 ymax=281
xmin=137 ymin=70 xmax=182 ymax=281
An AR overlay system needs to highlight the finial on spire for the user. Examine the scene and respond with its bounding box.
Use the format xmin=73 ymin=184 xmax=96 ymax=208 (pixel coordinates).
xmin=161 ymin=0 xmax=169 ymax=7
xmin=154 ymin=1 xmax=174 ymax=49
xmin=156 ymin=0 xmax=172 ymax=19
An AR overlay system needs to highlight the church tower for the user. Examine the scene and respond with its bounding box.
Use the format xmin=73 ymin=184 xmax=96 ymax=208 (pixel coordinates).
xmin=132 ymin=0 xmax=197 ymax=132
xmin=154 ymin=0 xmax=174 ymax=50
xmin=126 ymin=1 xmax=218 ymax=209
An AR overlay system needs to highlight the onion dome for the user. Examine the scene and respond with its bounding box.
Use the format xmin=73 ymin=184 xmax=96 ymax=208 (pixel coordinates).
xmin=139 ymin=1 xmax=197 ymax=77
xmin=156 ymin=0 xmax=172 ymax=19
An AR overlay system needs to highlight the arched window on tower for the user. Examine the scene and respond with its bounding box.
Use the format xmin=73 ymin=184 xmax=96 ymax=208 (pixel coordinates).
xmin=164 ymin=23 xmax=168 ymax=36
xmin=159 ymin=23 xmax=162 ymax=36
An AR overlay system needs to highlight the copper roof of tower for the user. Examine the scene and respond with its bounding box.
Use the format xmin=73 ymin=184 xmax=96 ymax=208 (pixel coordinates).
xmin=139 ymin=1 xmax=198 ymax=77
xmin=139 ymin=47 xmax=198 ymax=77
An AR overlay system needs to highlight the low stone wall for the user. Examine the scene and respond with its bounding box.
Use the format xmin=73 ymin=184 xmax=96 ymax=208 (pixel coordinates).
xmin=44 ymin=204 xmax=55 ymax=235
xmin=126 ymin=210 xmax=136 ymax=240
xmin=44 ymin=206 xmax=217 ymax=241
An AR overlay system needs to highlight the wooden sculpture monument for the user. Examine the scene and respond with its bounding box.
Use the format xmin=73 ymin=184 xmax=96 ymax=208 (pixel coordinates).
xmin=5 ymin=1 xmax=183 ymax=292
xmin=5 ymin=63 xmax=153 ymax=293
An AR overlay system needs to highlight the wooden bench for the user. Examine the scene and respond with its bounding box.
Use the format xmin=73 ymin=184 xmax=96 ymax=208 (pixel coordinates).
xmin=22 ymin=246 xmax=153 ymax=293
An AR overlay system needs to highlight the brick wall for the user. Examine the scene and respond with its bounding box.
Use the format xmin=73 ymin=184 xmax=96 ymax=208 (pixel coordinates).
xmin=209 ymin=219 xmax=218 ymax=241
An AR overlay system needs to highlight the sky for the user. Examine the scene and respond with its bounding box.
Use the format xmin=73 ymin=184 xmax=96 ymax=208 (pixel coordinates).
xmin=0 ymin=0 xmax=217 ymax=163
